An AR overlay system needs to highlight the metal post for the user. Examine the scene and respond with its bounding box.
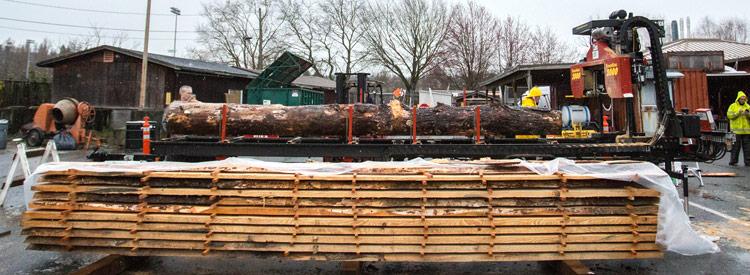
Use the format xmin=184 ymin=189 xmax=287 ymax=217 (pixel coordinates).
xmin=356 ymin=73 xmax=368 ymax=103
xmin=624 ymin=93 xmax=636 ymax=134
xmin=682 ymin=165 xmax=689 ymax=215
xmin=24 ymin=39 xmax=34 ymax=80
xmin=170 ymin=7 xmax=181 ymax=57
xmin=335 ymin=73 xmax=347 ymax=104
xmin=379 ymin=86 xmax=383 ymax=105
xmin=139 ymin=0 xmax=152 ymax=109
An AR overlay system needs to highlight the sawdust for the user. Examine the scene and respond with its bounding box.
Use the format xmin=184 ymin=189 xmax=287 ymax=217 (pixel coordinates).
xmin=388 ymin=99 xmax=408 ymax=120
xmin=693 ymin=220 xmax=750 ymax=250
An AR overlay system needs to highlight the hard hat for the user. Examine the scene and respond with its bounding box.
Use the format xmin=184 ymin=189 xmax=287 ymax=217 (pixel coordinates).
xmin=529 ymin=86 xmax=542 ymax=97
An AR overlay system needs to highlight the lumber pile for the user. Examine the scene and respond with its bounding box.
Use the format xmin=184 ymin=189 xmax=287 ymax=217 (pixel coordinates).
xmin=22 ymin=162 xmax=662 ymax=261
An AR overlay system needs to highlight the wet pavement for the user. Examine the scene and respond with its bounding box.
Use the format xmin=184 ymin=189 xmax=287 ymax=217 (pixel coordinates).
xmin=0 ymin=144 xmax=749 ymax=274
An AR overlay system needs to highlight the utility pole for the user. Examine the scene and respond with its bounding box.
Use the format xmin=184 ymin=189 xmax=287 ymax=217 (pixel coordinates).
xmin=257 ymin=7 xmax=263 ymax=69
xmin=25 ymin=39 xmax=35 ymax=81
xmin=170 ymin=7 xmax=181 ymax=57
xmin=139 ymin=0 xmax=152 ymax=109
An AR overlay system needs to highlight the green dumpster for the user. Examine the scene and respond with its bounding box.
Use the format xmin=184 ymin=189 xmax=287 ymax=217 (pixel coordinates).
xmin=244 ymin=51 xmax=323 ymax=106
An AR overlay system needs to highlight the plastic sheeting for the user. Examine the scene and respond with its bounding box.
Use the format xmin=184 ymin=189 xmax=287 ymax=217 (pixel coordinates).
xmin=520 ymin=158 xmax=719 ymax=256
xmin=23 ymin=157 xmax=718 ymax=256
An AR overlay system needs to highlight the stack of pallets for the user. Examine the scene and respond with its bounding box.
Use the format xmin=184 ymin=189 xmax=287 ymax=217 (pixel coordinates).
xmin=22 ymin=162 xmax=662 ymax=261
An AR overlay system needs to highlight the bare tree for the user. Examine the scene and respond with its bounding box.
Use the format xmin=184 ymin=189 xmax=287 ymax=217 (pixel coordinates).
xmin=527 ymin=26 xmax=576 ymax=64
xmin=86 ymin=25 xmax=130 ymax=48
xmin=362 ymin=0 xmax=452 ymax=103
xmin=696 ymin=16 xmax=749 ymax=42
xmin=0 ymin=39 xmax=56 ymax=80
xmin=61 ymin=37 xmax=95 ymax=53
xmin=278 ymin=0 xmax=334 ymax=77
xmin=195 ymin=0 xmax=284 ymax=70
xmin=319 ymin=0 xmax=367 ymax=74
xmin=443 ymin=0 xmax=499 ymax=90
xmin=109 ymin=32 xmax=130 ymax=48
xmin=496 ymin=16 xmax=531 ymax=72
xmin=696 ymin=16 xmax=716 ymax=39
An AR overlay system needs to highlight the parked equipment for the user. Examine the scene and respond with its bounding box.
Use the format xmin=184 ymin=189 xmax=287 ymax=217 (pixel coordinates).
xmin=22 ymin=98 xmax=95 ymax=147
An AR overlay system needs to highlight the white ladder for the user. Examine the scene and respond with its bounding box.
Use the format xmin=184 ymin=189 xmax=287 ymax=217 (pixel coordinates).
xmin=0 ymin=142 xmax=59 ymax=206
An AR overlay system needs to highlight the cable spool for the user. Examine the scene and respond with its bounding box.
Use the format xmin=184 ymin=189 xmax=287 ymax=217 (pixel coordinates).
xmin=561 ymin=105 xmax=591 ymax=128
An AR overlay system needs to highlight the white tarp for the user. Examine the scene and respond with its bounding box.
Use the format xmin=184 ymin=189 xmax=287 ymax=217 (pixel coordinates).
xmin=520 ymin=158 xmax=719 ymax=256
xmin=23 ymin=157 xmax=718 ymax=256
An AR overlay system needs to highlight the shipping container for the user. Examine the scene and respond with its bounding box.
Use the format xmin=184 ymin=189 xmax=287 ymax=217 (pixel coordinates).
xmin=673 ymin=70 xmax=710 ymax=112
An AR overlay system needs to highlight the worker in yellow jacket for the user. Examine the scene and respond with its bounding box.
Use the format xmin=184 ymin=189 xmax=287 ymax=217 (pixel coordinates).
xmin=728 ymin=91 xmax=750 ymax=166
xmin=521 ymin=86 xmax=543 ymax=108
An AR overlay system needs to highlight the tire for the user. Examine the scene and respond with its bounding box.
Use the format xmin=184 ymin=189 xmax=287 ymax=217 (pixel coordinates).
xmin=25 ymin=128 xmax=45 ymax=147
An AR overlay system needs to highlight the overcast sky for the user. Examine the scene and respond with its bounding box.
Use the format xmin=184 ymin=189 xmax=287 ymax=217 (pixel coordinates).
xmin=1 ymin=0 xmax=748 ymax=59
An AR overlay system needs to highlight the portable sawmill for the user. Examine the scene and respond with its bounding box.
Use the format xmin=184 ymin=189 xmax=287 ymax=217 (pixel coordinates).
xmin=91 ymin=11 xmax=731 ymax=170
xmin=25 ymin=10 xmax=721 ymax=263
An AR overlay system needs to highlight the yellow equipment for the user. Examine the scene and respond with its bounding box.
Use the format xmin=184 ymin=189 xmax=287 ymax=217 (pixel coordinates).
xmin=561 ymin=123 xmax=597 ymax=138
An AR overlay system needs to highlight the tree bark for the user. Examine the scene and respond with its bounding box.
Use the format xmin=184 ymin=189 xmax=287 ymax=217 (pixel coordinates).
xmin=163 ymin=100 xmax=561 ymax=138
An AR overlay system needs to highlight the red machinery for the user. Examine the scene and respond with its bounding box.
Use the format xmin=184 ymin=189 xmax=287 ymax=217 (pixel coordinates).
xmin=694 ymin=108 xmax=717 ymax=132
xmin=22 ymin=98 xmax=95 ymax=147
xmin=570 ymin=39 xmax=634 ymax=99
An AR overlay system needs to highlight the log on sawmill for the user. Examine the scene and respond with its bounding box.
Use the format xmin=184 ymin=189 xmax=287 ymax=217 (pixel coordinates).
xmin=163 ymin=100 xmax=562 ymax=137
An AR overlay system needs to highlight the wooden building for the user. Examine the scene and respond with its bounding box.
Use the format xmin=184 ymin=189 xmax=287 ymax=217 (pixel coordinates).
xmin=480 ymin=63 xmax=573 ymax=109
xmin=660 ymin=39 xmax=750 ymax=116
xmin=37 ymin=45 xmax=258 ymax=110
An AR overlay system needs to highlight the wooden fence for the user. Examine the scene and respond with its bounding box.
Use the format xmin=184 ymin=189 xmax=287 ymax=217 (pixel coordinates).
xmin=0 ymin=80 xmax=51 ymax=108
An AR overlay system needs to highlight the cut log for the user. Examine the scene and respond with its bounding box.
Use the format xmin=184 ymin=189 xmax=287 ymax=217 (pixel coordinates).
xmin=163 ymin=100 xmax=562 ymax=137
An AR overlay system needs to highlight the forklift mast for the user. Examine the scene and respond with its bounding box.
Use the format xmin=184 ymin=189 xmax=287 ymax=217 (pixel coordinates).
xmin=335 ymin=73 xmax=371 ymax=104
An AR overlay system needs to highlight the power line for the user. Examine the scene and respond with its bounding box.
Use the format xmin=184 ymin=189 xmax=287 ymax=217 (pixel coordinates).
xmin=0 ymin=16 xmax=204 ymax=33
xmin=2 ymin=0 xmax=201 ymax=16
xmin=0 ymin=26 xmax=197 ymax=41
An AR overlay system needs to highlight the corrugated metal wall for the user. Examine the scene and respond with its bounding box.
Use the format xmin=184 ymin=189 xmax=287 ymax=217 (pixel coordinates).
xmin=673 ymin=70 xmax=709 ymax=112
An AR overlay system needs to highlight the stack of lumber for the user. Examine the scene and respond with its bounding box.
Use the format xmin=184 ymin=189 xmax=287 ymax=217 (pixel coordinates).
xmin=22 ymin=161 xmax=662 ymax=261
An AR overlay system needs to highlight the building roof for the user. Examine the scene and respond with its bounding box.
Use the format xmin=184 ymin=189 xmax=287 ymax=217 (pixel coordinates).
xmin=479 ymin=63 xmax=573 ymax=87
xmin=663 ymin=39 xmax=750 ymax=62
xmin=37 ymin=45 xmax=259 ymax=78
xmin=292 ymin=75 xmax=336 ymax=90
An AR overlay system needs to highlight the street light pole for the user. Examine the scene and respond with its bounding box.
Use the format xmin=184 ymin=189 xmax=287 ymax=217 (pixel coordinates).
xmin=170 ymin=7 xmax=181 ymax=57
xmin=25 ymin=39 xmax=34 ymax=81
xmin=139 ymin=0 xmax=152 ymax=109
